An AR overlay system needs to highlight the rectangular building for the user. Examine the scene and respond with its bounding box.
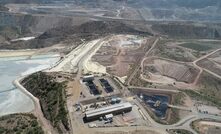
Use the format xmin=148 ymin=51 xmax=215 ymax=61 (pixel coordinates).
xmin=99 ymin=78 xmax=113 ymax=93
xmin=86 ymin=80 xmax=100 ymax=95
xmin=82 ymin=75 xmax=94 ymax=82
xmin=85 ymin=102 xmax=132 ymax=121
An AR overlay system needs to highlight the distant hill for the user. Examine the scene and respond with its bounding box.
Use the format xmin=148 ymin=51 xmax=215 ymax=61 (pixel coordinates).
xmin=1 ymin=0 xmax=221 ymax=22
xmin=39 ymin=21 xmax=151 ymax=39
xmin=2 ymin=0 xmax=220 ymax=8
xmin=152 ymin=22 xmax=221 ymax=39
xmin=128 ymin=0 xmax=221 ymax=9
xmin=0 ymin=5 xmax=8 ymax=11
xmin=0 ymin=21 xmax=152 ymax=50
xmin=0 ymin=0 xmax=45 ymax=4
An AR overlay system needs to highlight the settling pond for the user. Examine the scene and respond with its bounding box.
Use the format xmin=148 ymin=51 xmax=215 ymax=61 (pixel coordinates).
xmin=138 ymin=93 xmax=169 ymax=119
xmin=0 ymin=54 xmax=59 ymax=116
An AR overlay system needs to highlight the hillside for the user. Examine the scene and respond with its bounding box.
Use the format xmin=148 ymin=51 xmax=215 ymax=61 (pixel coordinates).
xmin=152 ymin=23 xmax=221 ymax=39
xmin=0 ymin=20 xmax=152 ymax=50
xmin=0 ymin=5 xmax=8 ymax=11
xmin=197 ymin=72 xmax=221 ymax=105
xmin=39 ymin=21 xmax=151 ymax=39
xmin=21 ymin=72 xmax=70 ymax=133
xmin=0 ymin=0 xmax=50 ymax=4
xmin=2 ymin=0 xmax=221 ymax=22
xmin=0 ymin=113 xmax=43 ymax=134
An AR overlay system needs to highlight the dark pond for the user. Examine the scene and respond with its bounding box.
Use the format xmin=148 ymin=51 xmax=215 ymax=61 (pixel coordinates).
xmin=138 ymin=93 xmax=169 ymax=118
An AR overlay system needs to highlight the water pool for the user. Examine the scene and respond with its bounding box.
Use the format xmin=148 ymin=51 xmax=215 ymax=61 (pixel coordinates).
xmin=138 ymin=93 xmax=169 ymax=118
xmin=0 ymin=54 xmax=59 ymax=116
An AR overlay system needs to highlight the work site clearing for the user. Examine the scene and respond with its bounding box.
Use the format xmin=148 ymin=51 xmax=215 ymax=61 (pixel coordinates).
xmin=1 ymin=14 xmax=221 ymax=134
xmin=5 ymin=33 xmax=221 ymax=134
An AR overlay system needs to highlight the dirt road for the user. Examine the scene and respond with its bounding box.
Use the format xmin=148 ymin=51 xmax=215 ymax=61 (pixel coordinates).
xmin=50 ymin=39 xmax=100 ymax=72
xmin=192 ymin=48 xmax=221 ymax=81
xmin=126 ymin=38 xmax=159 ymax=85
xmin=129 ymin=86 xmax=179 ymax=93
xmin=82 ymin=38 xmax=109 ymax=74
xmin=139 ymin=48 xmax=221 ymax=88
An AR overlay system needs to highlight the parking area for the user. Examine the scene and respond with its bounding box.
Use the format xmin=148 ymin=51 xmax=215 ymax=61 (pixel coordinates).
xmin=195 ymin=103 xmax=221 ymax=115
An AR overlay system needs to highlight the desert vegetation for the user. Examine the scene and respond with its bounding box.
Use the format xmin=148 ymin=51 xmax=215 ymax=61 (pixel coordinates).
xmin=150 ymin=40 xmax=197 ymax=62
xmin=0 ymin=113 xmax=43 ymax=134
xmin=192 ymin=120 xmax=221 ymax=134
xmin=152 ymin=23 xmax=221 ymax=39
xmin=129 ymin=64 xmax=152 ymax=87
xmin=194 ymin=72 xmax=221 ymax=108
xmin=197 ymin=51 xmax=221 ymax=76
xmin=179 ymin=43 xmax=212 ymax=51
xmin=22 ymin=72 xmax=70 ymax=133
xmin=171 ymin=92 xmax=185 ymax=105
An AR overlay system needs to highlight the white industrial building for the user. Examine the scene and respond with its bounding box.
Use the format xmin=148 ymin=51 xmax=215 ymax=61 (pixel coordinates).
xmin=82 ymin=75 xmax=94 ymax=82
xmin=85 ymin=102 xmax=132 ymax=121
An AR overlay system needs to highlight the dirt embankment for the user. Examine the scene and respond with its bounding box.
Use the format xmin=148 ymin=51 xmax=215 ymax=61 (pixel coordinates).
xmin=143 ymin=58 xmax=199 ymax=83
xmin=21 ymin=72 xmax=70 ymax=134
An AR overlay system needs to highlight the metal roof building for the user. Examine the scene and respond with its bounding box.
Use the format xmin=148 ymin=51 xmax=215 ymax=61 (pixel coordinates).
xmin=82 ymin=75 xmax=94 ymax=82
xmin=85 ymin=102 xmax=132 ymax=121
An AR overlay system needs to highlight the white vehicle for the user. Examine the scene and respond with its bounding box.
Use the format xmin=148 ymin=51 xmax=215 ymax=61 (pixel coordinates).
xmin=105 ymin=114 xmax=113 ymax=120
xmin=88 ymin=123 xmax=97 ymax=128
